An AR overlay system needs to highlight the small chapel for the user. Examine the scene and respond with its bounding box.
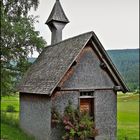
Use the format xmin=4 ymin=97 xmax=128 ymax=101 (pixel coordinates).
xmin=18 ymin=0 xmax=128 ymax=140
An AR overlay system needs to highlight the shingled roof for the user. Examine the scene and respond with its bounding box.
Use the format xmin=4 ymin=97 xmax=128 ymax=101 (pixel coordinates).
xmin=18 ymin=31 xmax=128 ymax=95
xmin=45 ymin=0 xmax=69 ymax=25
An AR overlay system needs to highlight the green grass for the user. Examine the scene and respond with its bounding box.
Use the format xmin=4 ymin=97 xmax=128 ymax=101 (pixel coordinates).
xmin=1 ymin=123 xmax=34 ymax=140
xmin=1 ymin=112 xmax=35 ymax=140
xmin=117 ymin=93 xmax=139 ymax=139
xmin=1 ymin=95 xmax=19 ymax=112
xmin=1 ymin=93 xmax=139 ymax=140
xmin=1 ymin=95 xmax=34 ymax=140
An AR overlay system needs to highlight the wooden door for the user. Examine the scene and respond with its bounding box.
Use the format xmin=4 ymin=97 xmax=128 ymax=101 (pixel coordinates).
xmin=80 ymin=98 xmax=94 ymax=117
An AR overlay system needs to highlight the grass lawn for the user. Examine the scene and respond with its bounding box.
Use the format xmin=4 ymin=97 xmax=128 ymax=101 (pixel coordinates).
xmin=1 ymin=95 xmax=34 ymax=140
xmin=117 ymin=93 xmax=139 ymax=139
xmin=1 ymin=123 xmax=34 ymax=140
xmin=1 ymin=95 xmax=19 ymax=112
xmin=1 ymin=93 xmax=139 ymax=140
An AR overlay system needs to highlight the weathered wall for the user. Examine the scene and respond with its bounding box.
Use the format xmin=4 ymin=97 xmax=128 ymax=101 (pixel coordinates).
xmin=51 ymin=91 xmax=79 ymax=140
xmin=52 ymin=91 xmax=79 ymax=114
xmin=20 ymin=93 xmax=51 ymax=140
xmin=57 ymin=46 xmax=117 ymax=140
xmin=94 ymin=90 xmax=117 ymax=140
xmin=59 ymin=46 xmax=114 ymax=88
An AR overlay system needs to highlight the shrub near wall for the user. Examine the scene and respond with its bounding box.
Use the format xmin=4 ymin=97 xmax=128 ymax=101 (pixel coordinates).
xmin=52 ymin=101 xmax=98 ymax=140
xmin=6 ymin=105 xmax=16 ymax=112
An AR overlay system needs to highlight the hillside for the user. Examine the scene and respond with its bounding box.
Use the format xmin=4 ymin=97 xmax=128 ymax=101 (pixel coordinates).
xmin=28 ymin=49 xmax=139 ymax=91
xmin=108 ymin=49 xmax=139 ymax=91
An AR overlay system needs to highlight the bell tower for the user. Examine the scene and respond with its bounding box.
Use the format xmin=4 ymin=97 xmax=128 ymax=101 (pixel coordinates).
xmin=45 ymin=0 xmax=69 ymax=44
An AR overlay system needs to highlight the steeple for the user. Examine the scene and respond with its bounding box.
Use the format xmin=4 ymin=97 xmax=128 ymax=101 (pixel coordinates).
xmin=45 ymin=0 xmax=69 ymax=44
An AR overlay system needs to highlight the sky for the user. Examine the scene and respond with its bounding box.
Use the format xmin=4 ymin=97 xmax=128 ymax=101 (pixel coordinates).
xmin=30 ymin=0 xmax=139 ymax=52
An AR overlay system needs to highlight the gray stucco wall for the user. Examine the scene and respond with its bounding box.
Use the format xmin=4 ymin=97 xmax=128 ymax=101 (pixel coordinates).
xmin=60 ymin=46 xmax=114 ymax=89
xmin=20 ymin=93 xmax=51 ymax=140
xmin=94 ymin=90 xmax=117 ymax=140
xmin=51 ymin=91 xmax=79 ymax=140
xmin=52 ymin=91 xmax=79 ymax=114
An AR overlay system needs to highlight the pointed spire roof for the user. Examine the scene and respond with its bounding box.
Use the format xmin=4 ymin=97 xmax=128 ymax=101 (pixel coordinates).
xmin=46 ymin=0 xmax=69 ymax=25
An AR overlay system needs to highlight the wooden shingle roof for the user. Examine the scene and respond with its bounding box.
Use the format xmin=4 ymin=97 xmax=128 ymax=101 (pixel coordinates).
xmin=45 ymin=0 xmax=69 ymax=25
xmin=18 ymin=31 xmax=128 ymax=95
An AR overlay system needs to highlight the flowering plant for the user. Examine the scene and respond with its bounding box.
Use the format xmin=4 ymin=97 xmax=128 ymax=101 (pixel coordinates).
xmin=61 ymin=101 xmax=98 ymax=140
xmin=51 ymin=101 xmax=98 ymax=140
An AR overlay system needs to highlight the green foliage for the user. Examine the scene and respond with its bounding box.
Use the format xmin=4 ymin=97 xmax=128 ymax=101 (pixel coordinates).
xmin=6 ymin=105 xmax=16 ymax=112
xmin=51 ymin=101 xmax=98 ymax=140
xmin=134 ymin=89 xmax=140 ymax=94
xmin=108 ymin=49 xmax=139 ymax=91
xmin=62 ymin=107 xmax=98 ymax=139
xmin=1 ymin=0 xmax=46 ymax=96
